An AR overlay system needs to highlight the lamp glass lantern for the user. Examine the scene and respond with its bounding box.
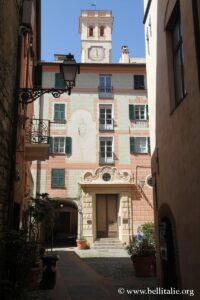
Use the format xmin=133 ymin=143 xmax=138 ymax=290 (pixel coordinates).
xmin=60 ymin=54 xmax=80 ymax=95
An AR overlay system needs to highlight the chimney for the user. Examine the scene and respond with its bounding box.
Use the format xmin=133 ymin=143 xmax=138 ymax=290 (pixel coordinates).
xmin=119 ymin=45 xmax=130 ymax=63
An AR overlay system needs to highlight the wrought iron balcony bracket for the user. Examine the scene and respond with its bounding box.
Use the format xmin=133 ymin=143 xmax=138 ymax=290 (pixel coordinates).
xmin=19 ymin=87 xmax=71 ymax=104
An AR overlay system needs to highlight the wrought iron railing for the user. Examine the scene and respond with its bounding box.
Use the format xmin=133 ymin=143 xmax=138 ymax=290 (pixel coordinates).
xmin=25 ymin=119 xmax=50 ymax=144
xmin=98 ymin=86 xmax=113 ymax=99
xmin=99 ymin=119 xmax=114 ymax=131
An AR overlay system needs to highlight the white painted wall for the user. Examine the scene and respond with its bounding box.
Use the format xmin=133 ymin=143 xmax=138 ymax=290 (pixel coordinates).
xmin=144 ymin=0 xmax=158 ymax=154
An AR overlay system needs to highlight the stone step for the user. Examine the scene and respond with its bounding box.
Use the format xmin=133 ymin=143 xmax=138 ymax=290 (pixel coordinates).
xmin=94 ymin=240 xmax=122 ymax=244
xmin=96 ymin=238 xmax=120 ymax=241
xmin=92 ymin=245 xmax=124 ymax=249
xmin=92 ymin=238 xmax=125 ymax=249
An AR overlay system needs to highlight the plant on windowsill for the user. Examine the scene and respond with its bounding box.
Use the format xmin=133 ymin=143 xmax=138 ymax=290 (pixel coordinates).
xmin=76 ymin=235 xmax=88 ymax=250
xmin=126 ymin=222 xmax=156 ymax=277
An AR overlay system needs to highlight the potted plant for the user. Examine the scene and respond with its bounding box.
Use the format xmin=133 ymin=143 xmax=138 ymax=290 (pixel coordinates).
xmin=76 ymin=236 xmax=88 ymax=250
xmin=0 ymin=230 xmax=40 ymax=297
xmin=29 ymin=193 xmax=61 ymax=289
xmin=126 ymin=223 xmax=155 ymax=277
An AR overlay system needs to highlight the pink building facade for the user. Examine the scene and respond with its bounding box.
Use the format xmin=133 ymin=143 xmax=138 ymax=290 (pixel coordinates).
xmin=31 ymin=10 xmax=154 ymax=246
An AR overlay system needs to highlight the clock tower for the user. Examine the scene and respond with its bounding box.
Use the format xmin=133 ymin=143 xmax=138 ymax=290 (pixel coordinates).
xmin=79 ymin=10 xmax=113 ymax=63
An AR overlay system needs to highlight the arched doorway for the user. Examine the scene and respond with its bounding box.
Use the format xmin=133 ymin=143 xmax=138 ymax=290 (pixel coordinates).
xmin=159 ymin=216 xmax=178 ymax=288
xmin=53 ymin=201 xmax=78 ymax=246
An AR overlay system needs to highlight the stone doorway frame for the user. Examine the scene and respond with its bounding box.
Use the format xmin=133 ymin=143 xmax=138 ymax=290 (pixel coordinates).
xmin=78 ymin=166 xmax=134 ymax=245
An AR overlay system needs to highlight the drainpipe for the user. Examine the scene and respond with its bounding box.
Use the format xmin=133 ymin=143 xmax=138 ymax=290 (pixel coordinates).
xmin=35 ymin=94 xmax=44 ymax=195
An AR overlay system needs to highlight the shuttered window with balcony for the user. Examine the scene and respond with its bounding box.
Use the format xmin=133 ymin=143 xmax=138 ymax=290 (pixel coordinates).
xmin=99 ymin=75 xmax=113 ymax=98
xmin=99 ymin=137 xmax=114 ymax=164
xmin=49 ymin=137 xmax=72 ymax=155
xmin=99 ymin=105 xmax=113 ymax=131
xmin=129 ymin=105 xmax=148 ymax=121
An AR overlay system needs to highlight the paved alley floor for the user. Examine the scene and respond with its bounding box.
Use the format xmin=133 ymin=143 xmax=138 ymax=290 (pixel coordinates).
xmin=41 ymin=247 xmax=168 ymax=300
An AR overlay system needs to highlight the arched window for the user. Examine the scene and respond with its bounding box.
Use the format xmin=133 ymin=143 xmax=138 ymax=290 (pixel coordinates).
xmin=89 ymin=26 xmax=94 ymax=37
xmin=100 ymin=26 xmax=104 ymax=37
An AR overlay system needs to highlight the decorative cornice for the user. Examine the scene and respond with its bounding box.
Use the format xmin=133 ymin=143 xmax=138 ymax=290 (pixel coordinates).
xmin=79 ymin=166 xmax=134 ymax=185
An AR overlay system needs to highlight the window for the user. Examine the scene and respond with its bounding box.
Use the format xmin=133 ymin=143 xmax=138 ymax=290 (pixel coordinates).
xmin=134 ymin=75 xmax=145 ymax=89
xmin=51 ymin=169 xmax=65 ymax=187
xmin=55 ymin=73 xmax=65 ymax=88
xmin=49 ymin=137 xmax=72 ymax=155
xmin=130 ymin=137 xmax=150 ymax=154
xmin=193 ymin=0 xmax=200 ymax=85
xmin=100 ymin=26 xmax=104 ymax=37
xmin=129 ymin=105 xmax=148 ymax=121
xmin=99 ymin=105 xmax=113 ymax=130
xmin=54 ymin=104 xmax=65 ymax=122
xmin=89 ymin=26 xmax=94 ymax=37
xmin=135 ymin=105 xmax=146 ymax=120
xmin=102 ymin=173 xmax=111 ymax=181
xmin=52 ymin=137 xmax=65 ymax=153
xmin=99 ymin=75 xmax=113 ymax=98
xmin=167 ymin=1 xmax=186 ymax=108
xmin=99 ymin=137 xmax=114 ymax=164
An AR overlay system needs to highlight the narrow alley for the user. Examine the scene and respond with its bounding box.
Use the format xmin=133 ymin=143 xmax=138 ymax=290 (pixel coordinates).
xmin=29 ymin=247 xmax=162 ymax=300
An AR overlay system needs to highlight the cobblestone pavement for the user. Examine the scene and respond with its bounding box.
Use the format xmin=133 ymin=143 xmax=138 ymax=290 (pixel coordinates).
xmin=29 ymin=247 xmax=171 ymax=300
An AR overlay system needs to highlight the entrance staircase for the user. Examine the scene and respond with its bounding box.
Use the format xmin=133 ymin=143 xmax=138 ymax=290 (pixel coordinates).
xmin=92 ymin=238 xmax=125 ymax=250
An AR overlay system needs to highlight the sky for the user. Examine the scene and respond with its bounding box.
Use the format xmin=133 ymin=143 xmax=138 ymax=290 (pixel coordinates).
xmin=41 ymin=0 xmax=145 ymax=63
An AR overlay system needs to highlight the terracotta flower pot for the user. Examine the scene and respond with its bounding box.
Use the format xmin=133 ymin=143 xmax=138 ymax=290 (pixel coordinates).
xmin=131 ymin=256 xmax=152 ymax=277
xmin=76 ymin=239 xmax=87 ymax=250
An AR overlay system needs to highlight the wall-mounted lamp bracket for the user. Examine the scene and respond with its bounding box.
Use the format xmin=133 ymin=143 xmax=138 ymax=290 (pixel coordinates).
xmin=19 ymin=88 xmax=67 ymax=104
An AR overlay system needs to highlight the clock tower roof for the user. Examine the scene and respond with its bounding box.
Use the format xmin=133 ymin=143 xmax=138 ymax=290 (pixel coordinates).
xmin=79 ymin=10 xmax=113 ymax=33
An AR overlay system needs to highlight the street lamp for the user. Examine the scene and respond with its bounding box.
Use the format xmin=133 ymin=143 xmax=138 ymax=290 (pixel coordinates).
xmin=19 ymin=53 xmax=80 ymax=104
xmin=60 ymin=53 xmax=80 ymax=96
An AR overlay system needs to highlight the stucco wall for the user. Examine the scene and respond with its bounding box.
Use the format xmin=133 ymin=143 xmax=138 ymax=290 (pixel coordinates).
xmin=148 ymin=0 xmax=200 ymax=296
xmin=33 ymin=63 xmax=154 ymax=244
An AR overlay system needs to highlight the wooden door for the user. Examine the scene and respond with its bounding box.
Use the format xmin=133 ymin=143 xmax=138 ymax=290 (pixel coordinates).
xmin=96 ymin=194 xmax=118 ymax=238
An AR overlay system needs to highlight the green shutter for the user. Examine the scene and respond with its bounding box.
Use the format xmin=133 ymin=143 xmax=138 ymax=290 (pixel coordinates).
xmin=55 ymin=73 xmax=65 ymax=88
xmin=60 ymin=104 xmax=65 ymax=120
xmin=65 ymin=137 xmax=72 ymax=154
xmin=54 ymin=104 xmax=65 ymax=120
xmin=52 ymin=169 xmax=57 ymax=187
xmin=130 ymin=137 xmax=135 ymax=153
xmin=59 ymin=169 xmax=65 ymax=186
xmin=54 ymin=104 xmax=59 ymax=120
xmin=52 ymin=169 xmax=65 ymax=187
xmin=48 ymin=137 xmax=53 ymax=154
xmin=146 ymin=105 xmax=149 ymax=120
xmin=129 ymin=105 xmax=135 ymax=120
xmin=147 ymin=137 xmax=151 ymax=153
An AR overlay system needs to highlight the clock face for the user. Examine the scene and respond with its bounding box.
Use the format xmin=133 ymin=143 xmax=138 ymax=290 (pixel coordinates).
xmin=89 ymin=47 xmax=105 ymax=61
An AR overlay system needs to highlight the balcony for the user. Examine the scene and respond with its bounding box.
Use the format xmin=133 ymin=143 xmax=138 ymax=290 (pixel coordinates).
xmin=99 ymin=152 xmax=114 ymax=164
xmin=25 ymin=119 xmax=50 ymax=161
xmin=98 ymin=86 xmax=113 ymax=99
xmin=99 ymin=119 xmax=114 ymax=131
xmin=132 ymin=120 xmax=149 ymax=128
